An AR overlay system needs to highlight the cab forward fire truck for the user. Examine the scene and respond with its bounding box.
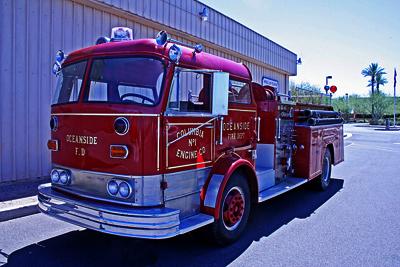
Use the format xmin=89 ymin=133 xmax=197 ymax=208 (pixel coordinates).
xmin=38 ymin=28 xmax=344 ymax=245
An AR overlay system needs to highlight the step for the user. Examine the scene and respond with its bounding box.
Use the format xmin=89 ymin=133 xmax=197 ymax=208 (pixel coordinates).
xmin=179 ymin=213 xmax=214 ymax=235
xmin=255 ymin=167 xmax=275 ymax=191
xmin=258 ymin=177 xmax=308 ymax=203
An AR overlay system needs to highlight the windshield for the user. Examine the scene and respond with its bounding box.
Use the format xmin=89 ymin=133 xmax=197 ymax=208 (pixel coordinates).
xmin=52 ymin=61 xmax=87 ymax=105
xmin=85 ymin=57 xmax=165 ymax=106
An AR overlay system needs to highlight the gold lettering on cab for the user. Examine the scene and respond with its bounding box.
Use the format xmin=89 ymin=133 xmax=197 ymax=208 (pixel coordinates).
xmin=223 ymin=121 xmax=250 ymax=131
xmin=173 ymin=127 xmax=208 ymax=160
xmin=66 ymin=135 xmax=98 ymax=145
xmin=176 ymin=146 xmax=207 ymax=159
xmin=75 ymin=147 xmax=86 ymax=157
xmin=223 ymin=121 xmax=250 ymax=140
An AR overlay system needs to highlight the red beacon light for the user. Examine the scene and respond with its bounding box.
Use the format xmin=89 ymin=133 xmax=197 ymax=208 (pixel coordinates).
xmin=330 ymin=85 xmax=337 ymax=94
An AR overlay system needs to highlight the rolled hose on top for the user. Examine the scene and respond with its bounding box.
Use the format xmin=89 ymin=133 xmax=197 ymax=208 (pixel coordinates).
xmin=307 ymin=117 xmax=344 ymax=126
xmin=303 ymin=109 xmax=341 ymax=119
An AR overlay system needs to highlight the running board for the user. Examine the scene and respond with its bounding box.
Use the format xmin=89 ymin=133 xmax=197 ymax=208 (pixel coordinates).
xmin=258 ymin=177 xmax=308 ymax=203
xmin=179 ymin=213 xmax=214 ymax=235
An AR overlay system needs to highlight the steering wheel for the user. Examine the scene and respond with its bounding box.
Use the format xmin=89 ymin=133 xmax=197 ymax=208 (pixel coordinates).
xmin=120 ymin=93 xmax=155 ymax=104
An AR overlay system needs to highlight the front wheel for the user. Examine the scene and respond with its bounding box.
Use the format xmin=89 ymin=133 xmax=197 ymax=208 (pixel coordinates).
xmin=208 ymin=173 xmax=251 ymax=245
xmin=314 ymin=149 xmax=332 ymax=191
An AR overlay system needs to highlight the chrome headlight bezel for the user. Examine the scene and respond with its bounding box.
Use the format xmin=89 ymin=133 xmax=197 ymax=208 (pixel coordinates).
xmin=51 ymin=168 xmax=71 ymax=185
xmin=106 ymin=179 xmax=133 ymax=199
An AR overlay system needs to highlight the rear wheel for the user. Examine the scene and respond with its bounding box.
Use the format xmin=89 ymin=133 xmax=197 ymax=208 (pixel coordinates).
xmin=208 ymin=173 xmax=250 ymax=245
xmin=314 ymin=149 xmax=332 ymax=191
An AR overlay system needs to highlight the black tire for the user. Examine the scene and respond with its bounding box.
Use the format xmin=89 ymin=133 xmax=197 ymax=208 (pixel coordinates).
xmin=314 ymin=149 xmax=332 ymax=191
xmin=208 ymin=172 xmax=251 ymax=245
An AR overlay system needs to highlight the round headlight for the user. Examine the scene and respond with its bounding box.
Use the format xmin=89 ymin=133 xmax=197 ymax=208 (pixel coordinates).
xmin=50 ymin=116 xmax=58 ymax=132
xmin=107 ymin=180 xmax=119 ymax=196
xmin=118 ymin=181 xmax=131 ymax=198
xmin=114 ymin=117 xmax=129 ymax=135
xmin=169 ymin=44 xmax=182 ymax=63
xmin=51 ymin=169 xmax=60 ymax=183
xmin=59 ymin=170 xmax=70 ymax=184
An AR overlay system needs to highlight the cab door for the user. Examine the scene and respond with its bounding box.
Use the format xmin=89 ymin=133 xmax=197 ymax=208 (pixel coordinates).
xmin=216 ymin=80 xmax=257 ymax=162
xmin=164 ymin=69 xmax=216 ymax=172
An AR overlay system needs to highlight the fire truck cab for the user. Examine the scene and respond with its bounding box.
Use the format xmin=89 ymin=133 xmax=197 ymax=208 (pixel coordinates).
xmin=38 ymin=29 xmax=344 ymax=244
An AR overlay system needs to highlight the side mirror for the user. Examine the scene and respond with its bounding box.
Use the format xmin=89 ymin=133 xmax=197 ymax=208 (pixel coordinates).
xmin=212 ymin=72 xmax=229 ymax=116
xmin=52 ymin=49 xmax=66 ymax=75
xmin=52 ymin=62 xmax=61 ymax=75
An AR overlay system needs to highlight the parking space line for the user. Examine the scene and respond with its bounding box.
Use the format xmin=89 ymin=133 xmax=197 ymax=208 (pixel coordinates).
xmin=349 ymin=143 xmax=400 ymax=153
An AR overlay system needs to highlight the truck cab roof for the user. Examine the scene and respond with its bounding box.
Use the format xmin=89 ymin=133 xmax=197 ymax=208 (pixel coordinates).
xmin=65 ymin=38 xmax=251 ymax=81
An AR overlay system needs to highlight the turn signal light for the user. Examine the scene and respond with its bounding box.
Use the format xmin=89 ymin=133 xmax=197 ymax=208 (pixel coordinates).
xmin=47 ymin=140 xmax=59 ymax=151
xmin=110 ymin=145 xmax=129 ymax=159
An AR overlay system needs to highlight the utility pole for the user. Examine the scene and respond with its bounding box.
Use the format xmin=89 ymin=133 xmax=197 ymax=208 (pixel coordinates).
xmin=394 ymin=68 xmax=397 ymax=127
xmin=324 ymin=76 xmax=332 ymax=105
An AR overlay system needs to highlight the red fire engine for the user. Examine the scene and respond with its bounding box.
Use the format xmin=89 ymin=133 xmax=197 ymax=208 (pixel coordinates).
xmin=39 ymin=28 xmax=344 ymax=245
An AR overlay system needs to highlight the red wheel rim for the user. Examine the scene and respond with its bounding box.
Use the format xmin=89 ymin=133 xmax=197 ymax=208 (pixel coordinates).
xmin=222 ymin=186 xmax=245 ymax=231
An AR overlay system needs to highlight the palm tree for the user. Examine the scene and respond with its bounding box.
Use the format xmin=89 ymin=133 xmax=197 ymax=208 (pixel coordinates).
xmin=375 ymin=73 xmax=388 ymax=93
xmin=362 ymin=63 xmax=386 ymax=123
xmin=362 ymin=63 xmax=386 ymax=95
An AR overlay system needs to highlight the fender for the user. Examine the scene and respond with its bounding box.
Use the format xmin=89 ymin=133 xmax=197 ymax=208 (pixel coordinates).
xmin=201 ymin=155 xmax=258 ymax=219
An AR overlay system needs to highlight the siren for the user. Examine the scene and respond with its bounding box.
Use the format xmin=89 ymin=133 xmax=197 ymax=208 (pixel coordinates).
xmin=95 ymin=27 xmax=134 ymax=45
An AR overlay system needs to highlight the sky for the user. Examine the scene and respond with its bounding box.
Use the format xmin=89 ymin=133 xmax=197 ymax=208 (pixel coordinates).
xmin=201 ymin=0 xmax=400 ymax=97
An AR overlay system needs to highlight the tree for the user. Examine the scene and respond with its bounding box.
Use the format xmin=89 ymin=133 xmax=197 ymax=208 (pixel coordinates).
xmin=361 ymin=63 xmax=386 ymax=124
xmin=375 ymin=73 xmax=388 ymax=93
xmin=362 ymin=63 xmax=386 ymax=95
xmin=290 ymin=81 xmax=325 ymax=104
xmin=370 ymin=92 xmax=390 ymax=122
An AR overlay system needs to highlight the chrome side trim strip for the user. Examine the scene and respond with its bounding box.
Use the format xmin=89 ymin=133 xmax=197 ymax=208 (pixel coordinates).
xmin=52 ymin=165 xmax=163 ymax=206
xmin=166 ymin=161 xmax=213 ymax=170
xmin=228 ymin=108 xmax=256 ymax=113
xmin=51 ymin=113 xmax=159 ymax=117
xmin=157 ymin=115 xmax=160 ymax=171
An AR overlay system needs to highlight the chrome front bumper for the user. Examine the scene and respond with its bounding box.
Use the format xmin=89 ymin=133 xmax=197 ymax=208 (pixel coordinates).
xmin=38 ymin=183 xmax=213 ymax=239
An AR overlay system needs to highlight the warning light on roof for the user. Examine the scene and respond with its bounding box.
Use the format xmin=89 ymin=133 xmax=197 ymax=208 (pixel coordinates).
xmin=111 ymin=27 xmax=133 ymax=41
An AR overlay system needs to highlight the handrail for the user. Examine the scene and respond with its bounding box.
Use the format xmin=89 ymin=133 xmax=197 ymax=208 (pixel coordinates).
xmin=167 ymin=116 xmax=219 ymax=146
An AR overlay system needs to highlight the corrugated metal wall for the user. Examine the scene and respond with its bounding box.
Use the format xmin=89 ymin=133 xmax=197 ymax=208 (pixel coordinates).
xmin=0 ymin=0 xmax=296 ymax=182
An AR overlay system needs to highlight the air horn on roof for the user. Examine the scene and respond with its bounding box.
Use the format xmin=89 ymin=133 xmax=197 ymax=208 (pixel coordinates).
xmin=155 ymin=31 xmax=203 ymax=55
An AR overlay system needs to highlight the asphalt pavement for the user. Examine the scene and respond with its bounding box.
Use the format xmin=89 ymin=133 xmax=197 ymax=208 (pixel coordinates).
xmin=0 ymin=123 xmax=399 ymax=267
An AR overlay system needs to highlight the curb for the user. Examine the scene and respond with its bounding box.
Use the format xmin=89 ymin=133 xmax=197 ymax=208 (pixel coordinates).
xmin=344 ymin=133 xmax=352 ymax=140
xmin=0 ymin=196 xmax=39 ymax=222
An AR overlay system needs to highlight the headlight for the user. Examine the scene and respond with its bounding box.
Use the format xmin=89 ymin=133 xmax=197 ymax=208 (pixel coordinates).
xmin=114 ymin=117 xmax=129 ymax=135
xmin=106 ymin=179 xmax=132 ymax=198
xmin=107 ymin=180 xmax=119 ymax=195
xmin=59 ymin=170 xmax=70 ymax=185
xmin=118 ymin=181 xmax=131 ymax=198
xmin=50 ymin=116 xmax=58 ymax=131
xmin=51 ymin=169 xmax=60 ymax=183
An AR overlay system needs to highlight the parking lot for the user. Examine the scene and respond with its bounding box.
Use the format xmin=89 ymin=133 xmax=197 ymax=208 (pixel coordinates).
xmin=1 ymin=124 xmax=399 ymax=267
